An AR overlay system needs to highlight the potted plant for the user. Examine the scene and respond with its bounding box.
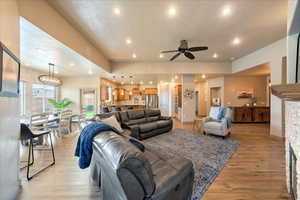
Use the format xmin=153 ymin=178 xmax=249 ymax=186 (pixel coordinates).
xmin=48 ymin=98 xmax=73 ymax=112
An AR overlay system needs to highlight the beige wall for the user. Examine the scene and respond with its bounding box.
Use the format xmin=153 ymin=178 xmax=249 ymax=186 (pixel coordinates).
xmin=0 ymin=0 xmax=20 ymax=199
xmin=18 ymin=0 xmax=111 ymax=72
xmin=112 ymin=61 xmax=232 ymax=75
xmin=224 ymin=76 xmax=268 ymax=107
xmin=206 ymin=77 xmax=224 ymax=111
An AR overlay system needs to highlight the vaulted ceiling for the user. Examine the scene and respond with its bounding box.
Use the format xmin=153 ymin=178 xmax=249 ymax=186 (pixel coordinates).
xmin=48 ymin=0 xmax=287 ymax=62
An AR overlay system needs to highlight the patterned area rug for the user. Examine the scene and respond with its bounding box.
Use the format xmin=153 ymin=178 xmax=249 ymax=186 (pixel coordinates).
xmin=144 ymin=128 xmax=240 ymax=200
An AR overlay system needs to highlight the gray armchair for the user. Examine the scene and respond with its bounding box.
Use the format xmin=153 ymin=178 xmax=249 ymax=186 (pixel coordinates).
xmin=202 ymin=107 xmax=232 ymax=138
xmin=90 ymin=131 xmax=194 ymax=200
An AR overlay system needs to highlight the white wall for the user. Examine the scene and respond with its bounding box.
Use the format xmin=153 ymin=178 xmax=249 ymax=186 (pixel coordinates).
xmin=181 ymin=75 xmax=196 ymax=122
xmin=158 ymin=84 xmax=171 ymax=116
xmin=60 ymin=76 xmax=100 ymax=113
xmin=232 ymin=38 xmax=287 ymax=137
xmin=158 ymin=82 xmax=176 ymax=117
xmin=0 ymin=0 xmax=21 ymax=199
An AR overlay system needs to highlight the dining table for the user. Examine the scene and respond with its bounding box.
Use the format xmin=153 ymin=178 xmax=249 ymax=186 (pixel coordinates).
xmin=20 ymin=114 xmax=60 ymax=126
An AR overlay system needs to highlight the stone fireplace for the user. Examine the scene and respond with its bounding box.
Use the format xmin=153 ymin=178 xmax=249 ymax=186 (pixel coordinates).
xmin=289 ymin=144 xmax=297 ymax=200
xmin=286 ymin=102 xmax=300 ymax=200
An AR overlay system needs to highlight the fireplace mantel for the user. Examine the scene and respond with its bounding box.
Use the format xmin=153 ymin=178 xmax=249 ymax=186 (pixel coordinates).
xmin=271 ymin=83 xmax=300 ymax=101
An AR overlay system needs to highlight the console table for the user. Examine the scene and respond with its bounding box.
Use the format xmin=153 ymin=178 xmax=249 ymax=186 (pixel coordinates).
xmin=231 ymin=106 xmax=270 ymax=123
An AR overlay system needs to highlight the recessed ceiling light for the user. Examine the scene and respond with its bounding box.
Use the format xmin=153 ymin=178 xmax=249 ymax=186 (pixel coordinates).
xmin=126 ymin=38 xmax=132 ymax=45
xmin=149 ymin=81 xmax=153 ymax=84
xmin=168 ymin=7 xmax=176 ymax=17
xmin=130 ymin=81 xmax=134 ymax=85
xmin=140 ymin=81 xmax=144 ymax=85
xmin=70 ymin=62 xmax=75 ymax=66
xmin=171 ymin=78 xmax=175 ymax=82
xmin=88 ymin=69 xmax=93 ymax=75
xmin=222 ymin=6 xmax=232 ymax=16
xmin=113 ymin=7 xmax=121 ymax=15
xmin=232 ymin=37 xmax=241 ymax=45
xmin=213 ymin=53 xmax=218 ymax=58
xmin=202 ymin=74 xmax=206 ymax=79
xmin=230 ymin=57 xmax=235 ymax=60
xmin=132 ymin=53 xmax=137 ymax=58
xmin=159 ymin=53 xmax=164 ymax=58
xmin=175 ymin=75 xmax=178 ymax=79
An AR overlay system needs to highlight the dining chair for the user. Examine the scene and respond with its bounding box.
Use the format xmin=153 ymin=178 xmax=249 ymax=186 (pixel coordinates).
xmin=30 ymin=113 xmax=49 ymax=130
xmin=29 ymin=113 xmax=50 ymax=145
xmin=71 ymin=113 xmax=86 ymax=132
xmin=48 ymin=110 xmax=72 ymax=136
xmin=20 ymin=123 xmax=55 ymax=181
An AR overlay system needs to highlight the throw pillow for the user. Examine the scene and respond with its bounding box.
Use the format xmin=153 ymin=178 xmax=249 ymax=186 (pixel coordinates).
xmin=101 ymin=115 xmax=123 ymax=133
xmin=209 ymin=107 xmax=220 ymax=120
xmin=218 ymin=107 xmax=226 ymax=120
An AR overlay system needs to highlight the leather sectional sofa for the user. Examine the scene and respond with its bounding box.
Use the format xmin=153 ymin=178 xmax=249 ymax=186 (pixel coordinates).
xmin=95 ymin=109 xmax=173 ymax=140
xmin=90 ymin=130 xmax=194 ymax=200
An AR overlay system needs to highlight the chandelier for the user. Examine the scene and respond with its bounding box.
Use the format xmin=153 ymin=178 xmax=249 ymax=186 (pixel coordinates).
xmin=38 ymin=63 xmax=62 ymax=86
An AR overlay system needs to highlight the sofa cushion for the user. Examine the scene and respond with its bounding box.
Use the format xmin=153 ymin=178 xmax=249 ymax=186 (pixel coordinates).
xmin=126 ymin=118 xmax=147 ymax=126
xmin=204 ymin=121 xmax=224 ymax=130
xmin=143 ymin=149 xmax=193 ymax=199
xmin=119 ymin=111 xmax=129 ymax=123
xmin=156 ymin=120 xmax=171 ymax=128
xmin=147 ymin=116 xmax=160 ymax=122
xmin=145 ymin=109 xmax=161 ymax=117
xmin=139 ymin=122 xmax=158 ymax=133
xmin=127 ymin=110 xmax=145 ymax=120
xmin=101 ymin=115 xmax=123 ymax=133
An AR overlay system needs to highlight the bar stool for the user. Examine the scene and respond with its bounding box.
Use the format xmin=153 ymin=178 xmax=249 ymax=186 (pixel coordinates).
xmin=20 ymin=123 xmax=55 ymax=180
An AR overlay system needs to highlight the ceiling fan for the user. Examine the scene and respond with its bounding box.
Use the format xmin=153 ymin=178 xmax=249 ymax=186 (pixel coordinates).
xmin=161 ymin=40 xmax=208 ymax=61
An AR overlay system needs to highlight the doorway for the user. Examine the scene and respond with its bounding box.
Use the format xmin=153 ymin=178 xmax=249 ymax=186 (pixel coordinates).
xmin=80 ymin=88 xmax=97 ymax=114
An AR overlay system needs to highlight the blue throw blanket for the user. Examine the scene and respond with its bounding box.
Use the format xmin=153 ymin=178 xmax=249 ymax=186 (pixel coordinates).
xmin=217 ymin=107 xmax=232 ymax=129
xmin=220 ymin=117 xmax=232 ymax=129
xmin=75 ymin=122 xmax=120 ymax=169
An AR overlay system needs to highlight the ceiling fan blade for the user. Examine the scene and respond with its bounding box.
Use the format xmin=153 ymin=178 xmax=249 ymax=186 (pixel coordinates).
xmin=184 ymin=52 xmax=195 ymax=60
xmin=188 ymin=46 xmax=208 ymax=52
xmin=170 ymin=53 xmax=181 ymax=61
xmin=161 ymin=50 xmax=179 ymax=53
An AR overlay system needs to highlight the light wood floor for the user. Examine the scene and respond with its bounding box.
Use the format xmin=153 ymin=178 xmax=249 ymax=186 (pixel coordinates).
xmin=18 ymin=121 xmax=291 ymax=200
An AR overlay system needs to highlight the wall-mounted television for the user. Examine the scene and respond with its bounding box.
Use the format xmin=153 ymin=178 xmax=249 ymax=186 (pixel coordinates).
xmin=0 ymin=42 xmax=20 ymax=98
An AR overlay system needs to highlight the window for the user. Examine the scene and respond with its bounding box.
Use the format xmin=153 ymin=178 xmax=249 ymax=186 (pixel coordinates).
xmin=32 ymin=83 xmax=57 ymax=113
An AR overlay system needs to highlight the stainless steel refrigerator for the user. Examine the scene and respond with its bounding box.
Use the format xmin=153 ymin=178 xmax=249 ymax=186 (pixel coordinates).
xmin=145 ymin=94 xmax=159 ymax=109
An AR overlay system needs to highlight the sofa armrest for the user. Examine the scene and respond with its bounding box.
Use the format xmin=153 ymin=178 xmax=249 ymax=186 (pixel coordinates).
xmin=160 ymin=116 xmax=172 ymax=120
xmin=220 ymin=118 xmax=228 ymax=129
xmin=202 ymin=117 xmax=213 ymax=123
xmin=129 ymin=125 xmax=141 ymax=140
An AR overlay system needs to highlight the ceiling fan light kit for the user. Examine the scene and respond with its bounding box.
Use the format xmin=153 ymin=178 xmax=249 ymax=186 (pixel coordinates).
xmin=161 ymin=40 xmax=208 ymax=61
